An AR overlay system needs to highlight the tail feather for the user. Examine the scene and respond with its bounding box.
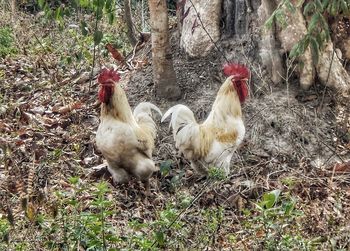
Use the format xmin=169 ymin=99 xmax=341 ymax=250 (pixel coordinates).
xmin=133 ymin=102 xmax=162 ymax=118
xmin=133 ymin=102 xmax=162 ymax=139
xmin=161 ymin=104 xmax=197 ymax=133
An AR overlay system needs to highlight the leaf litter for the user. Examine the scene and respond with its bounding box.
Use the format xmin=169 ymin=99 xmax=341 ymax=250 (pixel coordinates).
xmin=0 ymin=9 xmax=349 ymax=250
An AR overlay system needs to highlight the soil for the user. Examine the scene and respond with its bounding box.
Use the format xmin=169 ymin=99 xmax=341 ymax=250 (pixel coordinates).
xmin=0 ymin=4 xmax=350 ymax=250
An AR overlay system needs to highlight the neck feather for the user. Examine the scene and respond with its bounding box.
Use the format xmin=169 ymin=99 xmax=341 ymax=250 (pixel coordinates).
xmin=204 ymin=77 xmax=242 ymax=125
xmin=100 ymin=84 xmax=134 ymax=122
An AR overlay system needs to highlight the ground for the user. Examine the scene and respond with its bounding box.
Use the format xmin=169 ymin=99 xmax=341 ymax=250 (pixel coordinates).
xmin=0 ymin=8 xmax=350 ymax=251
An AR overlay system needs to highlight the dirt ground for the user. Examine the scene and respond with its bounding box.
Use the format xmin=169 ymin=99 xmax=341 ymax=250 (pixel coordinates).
xmin=0 ymin=5 xmax=350 ymax=250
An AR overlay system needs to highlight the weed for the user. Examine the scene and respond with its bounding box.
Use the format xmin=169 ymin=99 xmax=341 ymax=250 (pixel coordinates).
xmin=0 ymin=218 xmax=9 ymax=249
xmin=245 ymin=189 xmax=320 ymax=250
xmin=0 ymin=27 xmax=17 ymax=58
xmin=208 ymin=166 xmax=227 ymax=181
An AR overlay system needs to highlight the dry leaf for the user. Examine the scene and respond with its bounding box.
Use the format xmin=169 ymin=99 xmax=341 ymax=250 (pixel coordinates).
xmin=333 ymin=161 xmax=350 ymax=173
xmin=26 ymin=202 xmax=36 ymax=222
xmin=106 ymin=43 xmax=125 ymax=63
xmin=53 ymin=102 xmax=83 ymax=114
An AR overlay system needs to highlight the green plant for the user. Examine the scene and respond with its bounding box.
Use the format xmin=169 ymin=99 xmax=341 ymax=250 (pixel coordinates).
xmin=265 ymin=0 xmax=350 ymax=63
xmin=246 ymin=189 xmax=320 ymax=250
xmin=0 ymin=218 xmax=10 ymax=249
xmin=31 ymin=178 xmax=119 ymax=250
xmin=0 ymin=27 xmax=17 ymax=58
xmin=208 ymin=166 xmax=227 ymax=181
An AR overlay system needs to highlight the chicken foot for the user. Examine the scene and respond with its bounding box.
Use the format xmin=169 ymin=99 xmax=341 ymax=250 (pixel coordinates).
xmin=107 ymin=165 xmax=131 ymax=185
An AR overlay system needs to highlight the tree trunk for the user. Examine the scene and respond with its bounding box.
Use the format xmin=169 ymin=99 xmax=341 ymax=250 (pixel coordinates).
xmin=224 ymin=0 xmax=251 ymax=37
xmin=148 ymin=0 xmax=181 ymax=100
xmin=11 ymin=0 xmax=16 ymax=24
xmin=124 ymin=0 xmax=137 ymax=47
xmin=258 ymin=0 xmax=284 ymax=85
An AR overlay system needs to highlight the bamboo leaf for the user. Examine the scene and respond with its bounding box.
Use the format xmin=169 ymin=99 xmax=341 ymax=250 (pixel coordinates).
xmin=290 ymin=43 xmax=301 ymax=58
xmin=321 ymin=0 xmax=329 ymax=9
xmin=308 ymin=13 xmax=320 ymax=32
xmin=339 ymin=0 xmax=349 ymax=12
xmin=264 ymin=13 xmax=276 ymax=29
xmin=286 ymin=1 xmax=296 ymax=12
xmin=310 ymin=37 xmax=320 ymax=64
xmin=315 ymin=0 xmax=323 ymax=10
xmin=303 ymin=2 xmax=316 ymax=15
xmin=316 ymin=32 xmax=324 ymax=48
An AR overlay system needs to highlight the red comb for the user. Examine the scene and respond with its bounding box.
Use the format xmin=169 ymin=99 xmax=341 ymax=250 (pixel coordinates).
xmin=223 ymin=63 xmax=250 ymax=79
xmin=97 ymin=68 xmax=120 ymax=84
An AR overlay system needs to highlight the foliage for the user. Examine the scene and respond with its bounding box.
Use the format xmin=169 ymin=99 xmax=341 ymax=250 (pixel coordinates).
xmin=0 ymin=27 xmax=17 ymax=58
xmin=208 ymin=166 xmax=227 ymax=181
xmin=36 ymin=0 xmax=121 ymax=71
xmin=244 ymin=189 xmax=321 ymax=250
xmin=265 ymin=0 xmax=350 ymax=63
xmin=38 ymin=0 xmax=117 ymax=41
xmin=0 ymin=218 xmax=10 ymax=249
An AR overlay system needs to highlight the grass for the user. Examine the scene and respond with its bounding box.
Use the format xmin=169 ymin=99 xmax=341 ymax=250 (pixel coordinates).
xmin=0 ymin=26 xmax=17 ymax=58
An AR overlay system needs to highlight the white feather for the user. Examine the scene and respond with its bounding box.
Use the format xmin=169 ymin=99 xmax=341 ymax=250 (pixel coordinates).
xmin=133 ymin=102 xmax=162 ymax=119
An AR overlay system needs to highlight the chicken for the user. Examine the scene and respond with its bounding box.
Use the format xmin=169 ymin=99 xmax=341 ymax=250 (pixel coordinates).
xmin=161 ymin=63 xmax=249 ymax=176
xmin=96 ymin=68 xmax=162 ymax=193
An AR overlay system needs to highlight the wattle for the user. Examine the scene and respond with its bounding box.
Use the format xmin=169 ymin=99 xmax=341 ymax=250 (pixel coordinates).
xmin=235 ymin=81 xmax=248 ymax=103
xmin=98 ymin=86 xmax=114 ymax=104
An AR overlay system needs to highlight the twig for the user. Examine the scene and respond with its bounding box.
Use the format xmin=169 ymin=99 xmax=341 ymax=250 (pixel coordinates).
xmin=32 ymin=33 xmax=51 ymax=74
xmin=239 ymin=43 xmax=270 ymax=94
xmin=89 ymin=13 xmax=100 ymax=92
xmin=188 ymin=0 xmax=229 ymax=63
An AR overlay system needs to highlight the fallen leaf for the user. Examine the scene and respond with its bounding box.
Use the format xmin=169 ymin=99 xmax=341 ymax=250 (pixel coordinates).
xmin=53 ymin=102 xmax=83 ymax=114
xmin=332 ymin=161 xmax=350 ymax=173
xmin=106 ymin=43 xmax=125 ymax=64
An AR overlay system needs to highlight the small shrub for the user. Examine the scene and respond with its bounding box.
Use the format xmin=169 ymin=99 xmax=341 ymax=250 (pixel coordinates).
xmin=0 ymin=218 xmax=10 ymax=249
xmin=0 ymin=27 xmax=17 ymax=58
xmin=208 ymin=166 xmax=227 ymax=181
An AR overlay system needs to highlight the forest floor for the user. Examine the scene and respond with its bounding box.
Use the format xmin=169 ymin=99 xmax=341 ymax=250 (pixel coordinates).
xmin=1 ymin=9 xmax=350 ymax=251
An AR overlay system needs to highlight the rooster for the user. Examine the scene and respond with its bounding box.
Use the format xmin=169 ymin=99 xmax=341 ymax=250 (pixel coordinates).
xmin=161 ymin=63 xmax=249 ymax=176
xmin=96 ymin=68 xmax=162 ymax=193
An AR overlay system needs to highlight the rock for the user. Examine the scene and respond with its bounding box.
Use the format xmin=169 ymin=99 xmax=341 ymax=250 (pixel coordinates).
xmin=258 ymin=0 xmax=284 ymax=85
xmin=180 ymin=0 xmax=221 ymax=57
xmin=276 ymin=5 xmax=315 ymax=90
xmin=316 ymin=42 xmax=350 ymax=96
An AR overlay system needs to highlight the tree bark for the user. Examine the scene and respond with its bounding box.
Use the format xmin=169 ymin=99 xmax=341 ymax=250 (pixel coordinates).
xmin=148 ymin=0 xmax=181 ymax=100
xmin=124 ymin=0 xmax=137 ymax=47
xmin=11 ymin=0 xmax=16 ymax=24
xmin=223 ymin=0 xmax=235 ymax=37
